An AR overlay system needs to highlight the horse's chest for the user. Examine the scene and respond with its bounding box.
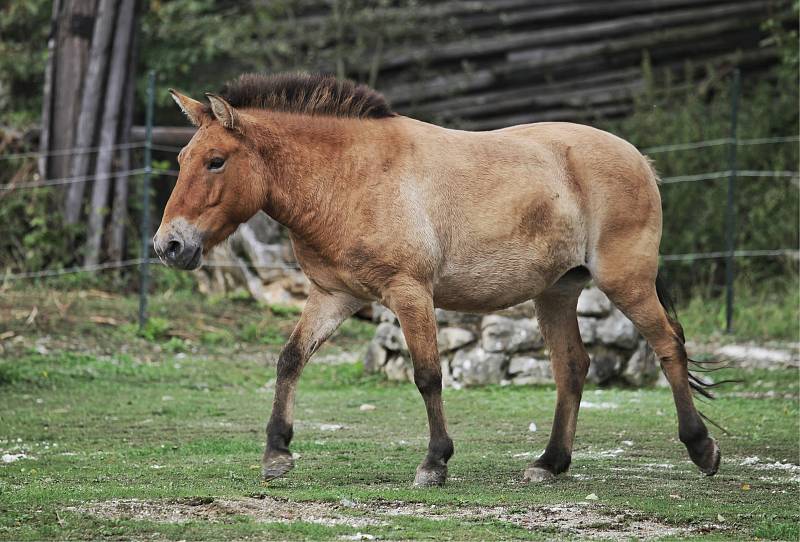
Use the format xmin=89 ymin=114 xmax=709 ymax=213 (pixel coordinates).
xmin=291 ymin=239 xmax=387 ymax=301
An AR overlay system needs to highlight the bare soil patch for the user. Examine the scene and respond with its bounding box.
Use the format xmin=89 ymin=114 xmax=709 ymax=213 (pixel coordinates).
xmin=67 ymin=496 xmax=701 ymax=540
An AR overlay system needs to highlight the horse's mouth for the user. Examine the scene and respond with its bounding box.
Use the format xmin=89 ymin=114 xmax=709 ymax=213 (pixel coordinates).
xmin=184 ymin=246 xmax=202 ymax=270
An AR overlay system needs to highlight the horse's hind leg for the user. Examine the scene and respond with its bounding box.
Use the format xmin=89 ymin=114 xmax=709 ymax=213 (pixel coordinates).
xmin=591 ymin=253 xmax=720 ymax=475
xmin=523 ymin=267 xmax=591 ymax=482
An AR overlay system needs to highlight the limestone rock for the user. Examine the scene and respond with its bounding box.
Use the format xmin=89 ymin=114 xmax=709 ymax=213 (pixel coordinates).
xmin=588 ymin=346 xmax=625 ymax=384
xmin=596 ymin=309 xmax=639 ymax=349
xmin=508 ymin=356 xmax=553 ymax=384
xmin=494 ymin=300 xmax=536 ymax=319
xmin=435 ymin=309 xmax=482 ymax=328
xmin=622 ymin=341 xmax=659 ymax=386
xmin=577 ymin=287 xmax=612 ymax=316
xmin=371 ymin=303 xmax=397 ymax=324
xmin=440 ymin=357 xmax=456 ymax=388
xmin=384 ymin=354 xmax=413 ymax=382
xmin=481 ymin=315 xmax=542 ymax=353
xmin=438 ymin=327 xmax=476 ymax=353
xmin=451 ymin=346 xmax=506 ymax=386
xmin=373 ymin=322 xmax=407 ymax=352
xmin=577 ymin=316 xmax=597 ymax=344
xmin=363 ymin=341 xmax=387 ymax=373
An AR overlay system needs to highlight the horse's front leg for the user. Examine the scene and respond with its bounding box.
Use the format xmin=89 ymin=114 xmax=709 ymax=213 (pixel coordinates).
xmin=262 ymin=286 xmax=364 ymax=480
xmin=385 ymin=279 xmax=454 ymax=486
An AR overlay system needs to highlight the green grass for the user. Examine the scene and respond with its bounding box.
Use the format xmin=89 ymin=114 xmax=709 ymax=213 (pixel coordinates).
xmin=0 ymin=287 xmax=798 ymax=540
xmin=1 ymin=349 xmax=798 ymax=540
xmin=678 ymin=280 xmax=799 ymax=343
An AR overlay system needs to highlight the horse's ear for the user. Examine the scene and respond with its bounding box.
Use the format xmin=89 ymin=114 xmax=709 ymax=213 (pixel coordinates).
xmin=169 ymin=89 xmax=205 ymax=127
xmin=205 ymin=93 xmax=238 ymax=130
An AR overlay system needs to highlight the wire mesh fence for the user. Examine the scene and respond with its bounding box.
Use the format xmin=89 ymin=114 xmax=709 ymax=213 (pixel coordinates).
xmin=1 ymin=71 xmax=797 ymax=333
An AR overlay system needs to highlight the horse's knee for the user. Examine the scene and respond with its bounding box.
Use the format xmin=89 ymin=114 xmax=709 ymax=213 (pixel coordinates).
xmin=413 ymin=365 xmax=442 ymax=396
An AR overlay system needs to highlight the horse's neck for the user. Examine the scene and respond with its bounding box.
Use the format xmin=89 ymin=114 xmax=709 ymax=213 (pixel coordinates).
xmin=258 ymin=115 xmax=371 ymax=247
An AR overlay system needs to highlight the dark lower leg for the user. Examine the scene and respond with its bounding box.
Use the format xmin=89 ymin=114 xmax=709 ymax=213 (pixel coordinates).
xmin=661 ymin=345 xmax=719 ymax=475
xmin=387 ymin=282 xmax=453 ymax=486
xmin=534 ymin=397 xmax=582 ymax=474
xmin=526 ymin=286 xmax=589 ymax=481
xmin=415 ymin=373 xmax=454 ymax=484
xmin=262 ymin=339 xmax=305 ymax=479
xmin=606 ymin=286 xmax=719 ymax=475
xmin=262 ymin=289 xmax=363 ymax=480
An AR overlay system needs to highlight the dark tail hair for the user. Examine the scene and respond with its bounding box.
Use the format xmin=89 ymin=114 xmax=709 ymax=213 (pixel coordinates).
xmin=655 ymin=272 xmax=738 ymax=400
xmin=655 ymin=272 xmax=737 ymax=434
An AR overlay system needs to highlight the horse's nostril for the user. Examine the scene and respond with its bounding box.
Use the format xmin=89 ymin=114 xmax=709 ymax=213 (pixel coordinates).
xmin=166 ymin=239 xmax=183 ymax=260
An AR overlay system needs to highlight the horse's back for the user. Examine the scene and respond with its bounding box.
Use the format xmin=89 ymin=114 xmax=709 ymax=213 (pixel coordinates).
xmin=393 ymin=118 xmax=662 ymax=310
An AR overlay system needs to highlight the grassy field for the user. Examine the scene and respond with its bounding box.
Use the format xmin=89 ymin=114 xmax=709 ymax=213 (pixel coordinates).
xmin=1 ymin=288 xmax=798 ymax=540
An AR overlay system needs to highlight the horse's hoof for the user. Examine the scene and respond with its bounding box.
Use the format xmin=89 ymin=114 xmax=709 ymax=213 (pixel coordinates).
xmin=522 ymin=466 xmax=556 ymax=483
xmin=414 ymin=464 xmax=447 ymax=487
xmin=262 ymin=454 xmax=294 ymax=481
xmin=697 ymin=438 xmax=721 ymax=476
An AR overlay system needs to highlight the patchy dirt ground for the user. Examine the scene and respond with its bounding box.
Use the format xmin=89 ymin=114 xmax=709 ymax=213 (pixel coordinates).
xmin=66 ymin=496 xmax=701 ymax=540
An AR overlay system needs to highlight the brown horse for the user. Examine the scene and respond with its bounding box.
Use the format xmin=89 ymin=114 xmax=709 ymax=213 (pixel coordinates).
xmin=155 ymin=73 xmax=720 ymax=486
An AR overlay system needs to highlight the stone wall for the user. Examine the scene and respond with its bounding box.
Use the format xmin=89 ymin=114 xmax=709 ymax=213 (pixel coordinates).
xmin=364 ymin=287 xmax=660 ymax=388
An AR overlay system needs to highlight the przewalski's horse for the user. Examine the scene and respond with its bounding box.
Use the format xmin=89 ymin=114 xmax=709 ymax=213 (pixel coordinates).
xmin=154 ymin=73 xmax=720 ymax=486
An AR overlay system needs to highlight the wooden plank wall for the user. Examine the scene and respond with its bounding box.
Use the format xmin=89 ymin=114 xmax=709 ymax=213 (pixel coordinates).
xmin=137 ymin=0 xmax=791 ymax=144
xmin=364 ymin=0 xmax=790 ymax=129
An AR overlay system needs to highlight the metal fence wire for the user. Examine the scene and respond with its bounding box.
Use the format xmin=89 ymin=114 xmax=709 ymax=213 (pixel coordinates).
xmin=1 ymin=70 xmax=797 ymax=332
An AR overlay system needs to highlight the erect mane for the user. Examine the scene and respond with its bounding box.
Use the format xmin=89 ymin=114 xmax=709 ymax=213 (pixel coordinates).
xmin=211 ymin=72 xmax=395 ymax=120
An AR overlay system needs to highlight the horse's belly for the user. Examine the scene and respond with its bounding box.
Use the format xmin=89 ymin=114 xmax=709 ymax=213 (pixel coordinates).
xmin=432 ymin=248 xmax=575 ymax=312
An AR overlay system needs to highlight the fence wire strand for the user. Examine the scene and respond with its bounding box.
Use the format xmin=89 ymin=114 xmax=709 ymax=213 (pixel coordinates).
xmin=661 ymin=249 xmax=799 ymax=262
xmin=1 ymin=167 xmax=180 ymax=191
xmin=5 ymin=250 xmax=795 ymax=282
xmin=0 ymin=168 xmax=149 ymax=191
xmin=644 ymin=134 xmax=799 ymax=154
xmin=660 ymin=170 xmax=798 ymax=184
xmin=0 ymin=141 xmax=144 ymax=161
xmin=2 ymin=258 xmax=301 ymax=281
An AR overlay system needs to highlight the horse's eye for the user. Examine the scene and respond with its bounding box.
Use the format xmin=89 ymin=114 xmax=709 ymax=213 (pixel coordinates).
xmin=208 ymin=157 xmax=225 ymax=170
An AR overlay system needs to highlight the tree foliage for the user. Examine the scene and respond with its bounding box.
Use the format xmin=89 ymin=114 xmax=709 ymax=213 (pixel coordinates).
xmin=0 ymin=0 xmax=51 ymax=126
xmin=602 ymin=17 xmax=799 ymax=297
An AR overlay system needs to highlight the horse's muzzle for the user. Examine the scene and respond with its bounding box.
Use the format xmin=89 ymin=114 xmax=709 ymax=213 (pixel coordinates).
xmin=153 ymin=218 xmax=203 ymax=270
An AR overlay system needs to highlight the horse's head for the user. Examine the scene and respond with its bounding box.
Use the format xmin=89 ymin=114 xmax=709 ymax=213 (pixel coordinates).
xmin=154 ymin=90 xmax=268 ymax=269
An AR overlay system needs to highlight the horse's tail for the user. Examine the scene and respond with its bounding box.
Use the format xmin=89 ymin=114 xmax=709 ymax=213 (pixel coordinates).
xmin=654 ymin=272 xmax=739 ymax=435
xmin=655 ymin=272 xmax=734 ymax=400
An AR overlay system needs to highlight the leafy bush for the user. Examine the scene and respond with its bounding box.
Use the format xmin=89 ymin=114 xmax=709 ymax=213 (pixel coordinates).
xmin=601 ymin=49 xmax=798 ymax=299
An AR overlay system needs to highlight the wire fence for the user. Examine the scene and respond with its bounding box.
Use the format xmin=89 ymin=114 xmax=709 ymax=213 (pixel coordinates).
xmin=1 ymin=146 xmax=797 ymax=248
xmin=2 ymin=258 xmax=301 ymax=281
xmin=0 ymin=136 xmax=800 ymax=266
xmin=2 ymin=133 xmax=796 ymax=274
xmin=1 ymin=70 xmax=798 ymax=332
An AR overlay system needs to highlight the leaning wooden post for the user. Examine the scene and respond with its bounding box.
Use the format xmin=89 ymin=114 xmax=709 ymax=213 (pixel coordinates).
xmin=724 ymin=69 xmax=740 ymax=334
xmin=139 ymin=71 xmax=156 ymax=331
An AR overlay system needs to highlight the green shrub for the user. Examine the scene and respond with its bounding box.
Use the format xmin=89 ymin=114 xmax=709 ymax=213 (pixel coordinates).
xmin=602 ymin=51 xmax=798 ymax=298
xmin=135 ymin=317 xmax=172 ymax=342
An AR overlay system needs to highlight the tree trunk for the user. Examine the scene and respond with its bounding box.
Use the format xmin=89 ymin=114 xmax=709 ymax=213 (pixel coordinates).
xmin=48 ymin=0 xmax=95 ymax=181
xmin=39 ymin=0 xmax=62 ymax=179
xmin=64 ymin=0 xmax=118 ymax=226
xmin=85 ymin=0 xmax=135 ymax=266
xmin=108 ymin=15 xmax=138 ymax=264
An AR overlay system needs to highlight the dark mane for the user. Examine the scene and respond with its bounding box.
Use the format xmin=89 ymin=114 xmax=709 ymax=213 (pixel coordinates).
xmin=212 ymin=73 xmax=395 ymax=120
